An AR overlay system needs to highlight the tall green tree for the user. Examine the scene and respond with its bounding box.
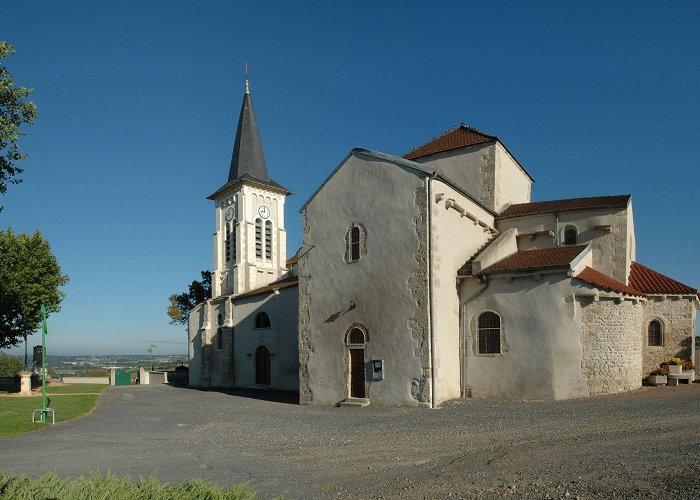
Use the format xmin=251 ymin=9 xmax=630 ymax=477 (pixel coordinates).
xmin=0 ymin=229 xmax=69 ymax=348
xmin=0 ymin=42 xmax=37 ymax=211
xmin=167 ymin=271 xmax=211 ymax=326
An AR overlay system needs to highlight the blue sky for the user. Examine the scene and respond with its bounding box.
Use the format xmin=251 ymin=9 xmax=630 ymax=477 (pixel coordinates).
xmin=3 ymin=1 xmax=699 ymax=355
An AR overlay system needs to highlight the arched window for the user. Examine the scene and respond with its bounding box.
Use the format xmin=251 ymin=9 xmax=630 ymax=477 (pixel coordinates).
xmin=254 ymin=312 xmax=271 ymax=329
xmin=563 ymin=225 xmax=578 ymax=246
xmin=255 ymin=346 xmax=271 ymax=385
xmin=647 ymin=320 xmax=663 ymax=346
xmin=255 ymin=219 xmax=263 ymax=259
xmin=225 ymin=224 xmax=237 ymax=263
xmin=477 ymin=311 xmax=501 ymax=354
xmin=346 ymin=224 xmax=366 ymax=263
xmin=216 ymin=313 xmax=223 ymax=350
xmin=346 ymin=327 xmax=367 ymax=347
xmin=265 ymin=220 xmax=272 ymax=260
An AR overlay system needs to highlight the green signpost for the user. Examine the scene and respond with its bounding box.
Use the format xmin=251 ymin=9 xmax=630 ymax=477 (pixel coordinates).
xmin=41 ymin=303 xmax=48 ymax=423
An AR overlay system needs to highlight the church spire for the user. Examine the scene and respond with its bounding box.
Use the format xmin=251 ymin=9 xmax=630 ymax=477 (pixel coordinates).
xmin=228 ymin=68 xmax=269 ymax=182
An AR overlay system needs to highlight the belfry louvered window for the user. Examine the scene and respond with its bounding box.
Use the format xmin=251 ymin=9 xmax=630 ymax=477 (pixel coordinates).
xmin=265 ymin=221 xmax=272 ymax=260
xmin=226 ymin=224 xmax=237 ymax=263
xmin=255 ymin=219 xmax=263 ymax=259
xmin=231 ymin=225 xmax=237 ymax=262
xmin=225 ymin=226 xmax=231 ymax=262
xmin=478 ymin=311 xmax=501 ymax=354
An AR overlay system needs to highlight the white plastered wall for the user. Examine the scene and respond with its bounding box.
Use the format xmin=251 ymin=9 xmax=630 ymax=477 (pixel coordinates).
xmin=232 ymin=287 xmax=299 ymax=391
xmin=430 ymin=179 xmax=495 ymax=404
xmin=299 ymin=153 xmax=430 ymax=406
xmin=494 ymin=142 xmax=531 ymax=212
xmin=497 ymin=207 xmax=631 ymax=283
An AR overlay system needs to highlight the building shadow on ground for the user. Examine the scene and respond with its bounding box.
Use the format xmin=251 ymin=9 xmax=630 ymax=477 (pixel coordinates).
xmin=173 ymin=384 xmax=299 ymax=405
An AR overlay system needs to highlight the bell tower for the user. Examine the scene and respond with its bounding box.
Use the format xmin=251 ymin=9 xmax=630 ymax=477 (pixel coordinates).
xmin=208 ymin=75 xmax=291 ymax=298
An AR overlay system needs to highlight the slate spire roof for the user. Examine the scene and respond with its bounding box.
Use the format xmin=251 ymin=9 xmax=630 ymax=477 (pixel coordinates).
xmin=208 ymin=79 xmax=291 ymax=200
xmin=228 ymin=82 xmax=269 ymax=182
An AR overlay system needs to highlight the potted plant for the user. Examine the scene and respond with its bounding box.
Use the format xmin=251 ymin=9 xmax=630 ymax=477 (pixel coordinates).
xmin=648 ymin=367 xmax=668 ymax=386
xmin=665 ymin=357 xmax=683 ymax=375
xmin=683 ymin=360 xmax=695 ymax=379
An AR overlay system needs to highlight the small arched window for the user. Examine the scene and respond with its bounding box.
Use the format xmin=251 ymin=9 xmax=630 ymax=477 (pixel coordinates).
xmin=346 ymin=224 xmax=366 ymax=263
xmin=346 ymin=325 xmax=368 ymax=347
xmin=477 ymin=311 xmax=501 ymax=354
xmin=647 ymin=320 xmax=663 ymax=346
xmin=563 ymin=226 xmax=578 ymax=246
xmin=254 ymin=312 xmax=271 ymax=329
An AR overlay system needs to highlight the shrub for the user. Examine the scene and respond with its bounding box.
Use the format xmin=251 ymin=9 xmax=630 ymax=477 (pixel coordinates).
xmin=664 ymin=357 xmax=683 ymax=366
xmin=683 ymin=360 xmax=694 ymax=371
xmin=0 ymin=352 xmax=24 ymax=377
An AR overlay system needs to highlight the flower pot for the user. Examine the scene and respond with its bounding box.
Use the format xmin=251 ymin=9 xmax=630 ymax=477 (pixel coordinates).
xmin=668 ymin=365 xmax=682 ymax=375
xmin=648 ymin=375 xmax=667 ymax=386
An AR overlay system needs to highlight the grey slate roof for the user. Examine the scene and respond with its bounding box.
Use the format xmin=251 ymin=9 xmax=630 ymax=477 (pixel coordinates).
xmin=229 ymin=92 xmax=269 ymax=182
xmin=209 ymin=88 xmax=291 ymax=199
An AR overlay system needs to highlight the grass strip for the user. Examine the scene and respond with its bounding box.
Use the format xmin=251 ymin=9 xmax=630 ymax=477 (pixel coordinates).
xmin=0 ymin=394 xmax=100 ymax=436
xmin=0 ymin=472 xmax=260 ymax=499
xmin=46 ymin=383 xmax=108 ymax=394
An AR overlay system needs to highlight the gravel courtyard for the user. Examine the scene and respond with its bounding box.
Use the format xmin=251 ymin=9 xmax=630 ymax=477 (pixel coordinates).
xmin=1 ymin=383 xmax=699 ymax=499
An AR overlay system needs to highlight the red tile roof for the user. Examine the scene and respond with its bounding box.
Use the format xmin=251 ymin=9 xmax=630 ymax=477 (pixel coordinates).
xmin=403 ymin=124 xmax=497 ymax=160
xmin=499 ymin=195 xmax=631 ymax=219
xmin=233 ymin=276 xmax=298 ymax=301
xmin=629 ymin=262 xmax=698 ymax=296
xmin=482 ymin=245 xmax=587 ymax=273
xmin=575 ymin=267 xmax=646 ymax=298
xmin=286 ymin=253 xmax=299 ymax=266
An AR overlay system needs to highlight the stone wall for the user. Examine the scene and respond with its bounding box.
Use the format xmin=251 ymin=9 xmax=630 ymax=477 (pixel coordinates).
xmin=641 ymin=296 xmax=696 ymax=375
xmin=580 ymin=298 xmax=643 ymax=395
xmin=408 ymin=186 xmax=430 ymax=405
xmin=479 ymin=144 xmax=496 ymax=209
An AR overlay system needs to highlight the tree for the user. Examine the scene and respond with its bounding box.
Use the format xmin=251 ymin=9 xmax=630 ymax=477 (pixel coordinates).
xmin=0 ymin=352 xmax=23 ymax=376
xmin=0 ymin=42 xmax=37 ymax=211
xmin=0 ymin=229 xmax=69 ymax=348
xmin=167 ymin=271 xmax=212 ymax=326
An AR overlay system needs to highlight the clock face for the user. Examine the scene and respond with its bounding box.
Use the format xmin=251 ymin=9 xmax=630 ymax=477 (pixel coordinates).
xmin=258 ymin=204 xmax=271 ymax=219
xmin=224 ymin=206 xmax=236 ymax=222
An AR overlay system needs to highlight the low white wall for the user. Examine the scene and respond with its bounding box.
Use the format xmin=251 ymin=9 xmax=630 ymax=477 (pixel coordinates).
xmin=148 ymin=371 xmax=168 ymax=384
xmin=61 ymin=377 xmax=109 ymax=384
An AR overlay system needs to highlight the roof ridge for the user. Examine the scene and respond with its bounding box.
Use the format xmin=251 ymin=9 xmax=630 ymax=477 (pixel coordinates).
xmin=499 ymin=194 xmax=631 ymax=219
xmin=629 ymin=261 xmax=698 ymax=296
xmin=403 ymin=123 xmax=498 ymax=160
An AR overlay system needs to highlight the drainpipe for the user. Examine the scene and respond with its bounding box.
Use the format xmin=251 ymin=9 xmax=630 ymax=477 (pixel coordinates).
xmin=461 ymin=275 xmax=490 ymax=397
xmin=555 ymin=213 xmax=560 ymax=246
xmin=427 ymin=173 xmax=438 ymax=409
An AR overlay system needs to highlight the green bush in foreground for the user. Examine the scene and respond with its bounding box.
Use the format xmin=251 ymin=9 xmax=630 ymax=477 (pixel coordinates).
xmin=0 ymin=472 xmax=260 ymax=499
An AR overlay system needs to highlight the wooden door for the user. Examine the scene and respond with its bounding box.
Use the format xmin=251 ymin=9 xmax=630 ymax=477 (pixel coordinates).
xmin=350 ymin=348 xmax=365 ymax=398
xmin=255 ymin=346 xmax=271 ymax=385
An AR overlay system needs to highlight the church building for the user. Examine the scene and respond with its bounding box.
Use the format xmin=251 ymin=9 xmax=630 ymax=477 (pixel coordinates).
xmin=188 ymin=81 xmax=698 ymax=407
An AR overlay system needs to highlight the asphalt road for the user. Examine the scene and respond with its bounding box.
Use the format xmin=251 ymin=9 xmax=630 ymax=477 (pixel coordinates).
xmin=1 ymin=383 xmax=699 ymax=499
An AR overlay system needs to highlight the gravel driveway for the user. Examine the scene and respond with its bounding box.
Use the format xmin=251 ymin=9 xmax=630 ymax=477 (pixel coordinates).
xmin=1 ymin=384 xmax=699 ymax=498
